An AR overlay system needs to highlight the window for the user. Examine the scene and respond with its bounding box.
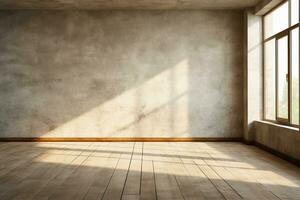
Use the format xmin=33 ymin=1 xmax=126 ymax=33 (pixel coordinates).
xmin=263 ymin=0 xmax=300 ymax=127
xmin=291 ymin=28 xmax=299 ymax=124
xmin=291 ymin=0 xmax=299 ymax=25
xmin=264 ymin=2 xmax=289 ymax=39
xmin=264 ymin=39 xmax=276 ymax=120
xmin=277 ymin=35 xmax=289 ymax=120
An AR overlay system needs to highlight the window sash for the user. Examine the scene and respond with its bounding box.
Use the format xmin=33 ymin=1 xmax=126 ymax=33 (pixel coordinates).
xmin=263 ymin=0 xmax=300 ymax=127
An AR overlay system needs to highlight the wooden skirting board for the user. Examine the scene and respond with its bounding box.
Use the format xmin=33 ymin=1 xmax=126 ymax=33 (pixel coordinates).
xmin=0 ymin=137 xmax=242 ymax=142
xmin=253 ymin=141 xmax=300 ymax=166
xmin=242 ymin=139 xmax=300 ymax=167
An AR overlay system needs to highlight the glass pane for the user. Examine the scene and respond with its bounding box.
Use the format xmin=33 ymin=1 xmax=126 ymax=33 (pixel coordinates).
xmin=291 ymin=28 xmax=299 ymax=125
xmin=277 ymin=36 xmax=289 ymax=119
xmin=291 ymin=0 xmax=299 ymax=26
xmin=264 ymin=2 xmax=289 ymax=39
xmin=264 ymin=39 xmax=276 ymax=120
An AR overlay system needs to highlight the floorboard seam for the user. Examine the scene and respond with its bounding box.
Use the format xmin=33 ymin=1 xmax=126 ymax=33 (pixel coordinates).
xmin=81 ymin=143 xmax=107 ymax=200
xmin=152 ymin=160 xmax=158 ymax=200
xmin=139 ymin=142 xmax=144 ymax=195
xmin=119 ymin=142 xmax=136 ymax=200
xmin=203 ymin=153 xmax=244 ymax=200
xmin=100 ymin=147 xmax=122 ymax=200
xmin=194 ymin=160 xmax=228 ymax=200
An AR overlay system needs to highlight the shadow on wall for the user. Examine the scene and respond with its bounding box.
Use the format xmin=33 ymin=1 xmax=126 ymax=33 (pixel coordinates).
xmin=0 ymin=10 xmax=244 ymax=138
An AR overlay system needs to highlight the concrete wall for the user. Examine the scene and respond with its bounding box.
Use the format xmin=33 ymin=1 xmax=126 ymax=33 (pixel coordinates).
xmin=0 ymin=10 xmax=244 ymax=138
xmin=255 ymin=121 xmax=300 ymax=161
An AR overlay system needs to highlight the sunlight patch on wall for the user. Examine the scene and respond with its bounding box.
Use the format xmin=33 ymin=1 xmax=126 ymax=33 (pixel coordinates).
xmin=43 ymin=60 xmax=190 ymax=137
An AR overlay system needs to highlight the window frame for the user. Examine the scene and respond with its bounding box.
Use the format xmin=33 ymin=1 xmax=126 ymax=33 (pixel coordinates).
xmin=263 ymin=0 xmax=300 ymax=128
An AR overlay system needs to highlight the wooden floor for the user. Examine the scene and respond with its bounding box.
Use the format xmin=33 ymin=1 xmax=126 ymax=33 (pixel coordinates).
xmin=0 ymin=142 xmax=300 ymax=200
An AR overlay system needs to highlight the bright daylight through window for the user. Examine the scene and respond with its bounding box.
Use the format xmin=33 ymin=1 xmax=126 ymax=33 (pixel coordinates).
xmin=264 ymin=0 xmax=299 ymax=126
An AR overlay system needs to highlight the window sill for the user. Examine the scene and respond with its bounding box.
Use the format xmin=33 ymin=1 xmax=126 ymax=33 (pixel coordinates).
xmin=256 ymin=120 xmax=299 ymax=132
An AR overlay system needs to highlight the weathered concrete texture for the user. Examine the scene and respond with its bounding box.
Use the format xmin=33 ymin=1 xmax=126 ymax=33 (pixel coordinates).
xmin=255 ymin=121 xmax=300 ymax=160
xmin=0 ymin=10 xmax=244 ymax=138
xmin=0 ymin=0 xmax=262 ymax=10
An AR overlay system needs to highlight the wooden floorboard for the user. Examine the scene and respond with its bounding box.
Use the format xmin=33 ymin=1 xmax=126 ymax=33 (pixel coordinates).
xmin=0 ymin=142 xmax=300 ymax=200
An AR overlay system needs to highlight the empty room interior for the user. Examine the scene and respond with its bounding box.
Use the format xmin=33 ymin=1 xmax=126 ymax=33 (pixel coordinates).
xmin=0 ymin=0 xmax=300 ymax=199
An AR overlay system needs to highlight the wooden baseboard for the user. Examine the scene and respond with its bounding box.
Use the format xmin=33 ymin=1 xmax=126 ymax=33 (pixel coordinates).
xmin=242 ymin=139 xmax=254 ymax=145
xmin=251 ymin=141 xmax=300 ymax=166
xmin=0 ymin=137 xmax=242 ymax=142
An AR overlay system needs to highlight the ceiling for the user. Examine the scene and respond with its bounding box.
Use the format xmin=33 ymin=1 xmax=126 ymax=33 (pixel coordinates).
xmin=0 ymin=0 xmax=262 ymax=10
